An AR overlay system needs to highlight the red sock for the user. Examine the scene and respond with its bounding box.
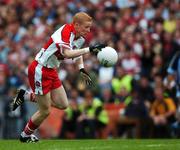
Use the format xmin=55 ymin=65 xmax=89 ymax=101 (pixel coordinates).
xmin=24 ymin=119 xmax=39 ymax=135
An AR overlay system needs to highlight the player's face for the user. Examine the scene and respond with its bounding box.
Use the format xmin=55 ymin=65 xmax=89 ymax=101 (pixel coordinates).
xmin=76 ymin=21 xmax=92 ymax=37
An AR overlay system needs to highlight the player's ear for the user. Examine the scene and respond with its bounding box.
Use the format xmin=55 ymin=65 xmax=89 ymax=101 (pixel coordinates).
xmin=74 ymin=22 xmax=80 ymax=28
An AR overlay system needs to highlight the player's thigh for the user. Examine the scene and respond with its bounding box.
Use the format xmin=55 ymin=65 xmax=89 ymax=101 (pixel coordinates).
xmin=35 ymin=92 xmax=51 ymax=112
xmin=50 ymin=86 xmax=68 ymax=108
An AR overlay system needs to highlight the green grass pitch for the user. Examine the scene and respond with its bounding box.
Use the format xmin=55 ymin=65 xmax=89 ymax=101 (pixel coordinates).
xmin=0 ymin=139 xmax=179 ymax=150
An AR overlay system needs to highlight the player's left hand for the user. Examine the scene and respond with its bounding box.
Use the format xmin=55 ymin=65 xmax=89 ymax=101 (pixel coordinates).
xmin=79 ymin=68 xmax=92 ymax=86
xmin=89 ymin=43 xmax=106 ymax=55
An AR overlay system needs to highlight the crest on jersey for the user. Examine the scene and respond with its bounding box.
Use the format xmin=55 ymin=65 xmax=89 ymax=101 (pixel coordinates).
xmin=35 ymin=81 xmax=41 ymax=87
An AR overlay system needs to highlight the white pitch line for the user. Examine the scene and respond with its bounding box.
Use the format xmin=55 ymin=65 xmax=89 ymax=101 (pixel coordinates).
xmin=146 ymin=144 xmax=164 ymax=147
xmin=79 ymin=146 xmax=112 ymax=150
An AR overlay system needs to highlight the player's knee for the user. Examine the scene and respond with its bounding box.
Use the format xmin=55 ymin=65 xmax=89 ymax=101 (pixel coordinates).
xmin=57 ymin=100 xmax=68 ymax=110
xmin=61 ymin=100 xmax=69 ymax=109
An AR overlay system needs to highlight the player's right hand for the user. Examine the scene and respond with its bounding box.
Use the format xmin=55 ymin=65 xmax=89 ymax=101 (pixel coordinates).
xmin=79 ymin=68 xmax=92 ymax=86
xmin=89 ymin=43 xmax=106 ymax=55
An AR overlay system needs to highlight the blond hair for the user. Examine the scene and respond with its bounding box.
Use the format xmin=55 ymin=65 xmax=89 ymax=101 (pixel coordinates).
xmin=72 ymin=12 xmax=92 ymax=24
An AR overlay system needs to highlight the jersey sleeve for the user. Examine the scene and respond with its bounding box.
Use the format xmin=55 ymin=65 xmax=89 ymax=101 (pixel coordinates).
xmin=59 ymin=26 xmax=71 ymax=49
xmin=51 ymin=25 xmax=72 ymax=51
xmin=73 ymin=37 xmax=85 ymax=49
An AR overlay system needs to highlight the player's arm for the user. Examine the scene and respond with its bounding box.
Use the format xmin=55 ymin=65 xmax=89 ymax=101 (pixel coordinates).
xmin=74 ymin=56 xmax=92 ymax=85
xmin=74 ymin=55 xmax=84 ymax=68
xmin=63 ymin=47 xmax=90 ymax=59
xmin=62 ymin=44 xmax=106 ymax=59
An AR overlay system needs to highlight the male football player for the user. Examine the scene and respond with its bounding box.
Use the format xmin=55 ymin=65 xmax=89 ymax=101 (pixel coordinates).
xmin=12 ymin=12 xmax=105 ymax=142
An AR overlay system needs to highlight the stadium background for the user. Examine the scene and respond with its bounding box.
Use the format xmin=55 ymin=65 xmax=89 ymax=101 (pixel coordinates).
xmin=0 ymin=0 xmax=179 ymax=139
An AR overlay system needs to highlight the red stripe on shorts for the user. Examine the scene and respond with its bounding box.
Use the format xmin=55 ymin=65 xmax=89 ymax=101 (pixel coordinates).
xmin=28 ymin=60 xmax=38 ymax=93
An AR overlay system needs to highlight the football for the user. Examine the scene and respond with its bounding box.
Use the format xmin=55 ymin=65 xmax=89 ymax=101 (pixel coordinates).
xmin=97 ymin=46 xmax=118 ymax=67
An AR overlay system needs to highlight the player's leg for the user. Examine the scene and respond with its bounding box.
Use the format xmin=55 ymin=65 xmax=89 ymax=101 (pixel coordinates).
xmin=51 ymin=85 xmax=69 ymax=110
xmin=20 ymin=60 xmax=53 ymax=142
xmin=31 ymin=93 xmax=51 ymax=125
xmin=12 ymin=86 xmax=69 ymax=111
xmin=20 ymin=93 xmax=51 ymax=142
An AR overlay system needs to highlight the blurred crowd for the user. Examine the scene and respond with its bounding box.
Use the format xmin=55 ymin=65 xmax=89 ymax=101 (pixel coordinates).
xmin=0 ymin=0 xmax=180 ymax=139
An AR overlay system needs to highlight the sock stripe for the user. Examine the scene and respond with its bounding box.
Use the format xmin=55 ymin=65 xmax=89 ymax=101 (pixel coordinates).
xmin=27 ymin=126 xmax=34 ymax=132
xmin=24 ymin=119 xmax=39 ymax=135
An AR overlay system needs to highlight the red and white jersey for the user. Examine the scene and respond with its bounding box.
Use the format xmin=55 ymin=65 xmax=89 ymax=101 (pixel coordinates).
xmin=35 ymin=24 xmax=85 ymax=68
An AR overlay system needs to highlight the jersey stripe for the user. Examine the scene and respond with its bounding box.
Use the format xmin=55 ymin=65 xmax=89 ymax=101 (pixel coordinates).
xmin=61 ymin=24 xmax=71 ymax=44
xmin=43 ymin=38 xmax=53 ymax=50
